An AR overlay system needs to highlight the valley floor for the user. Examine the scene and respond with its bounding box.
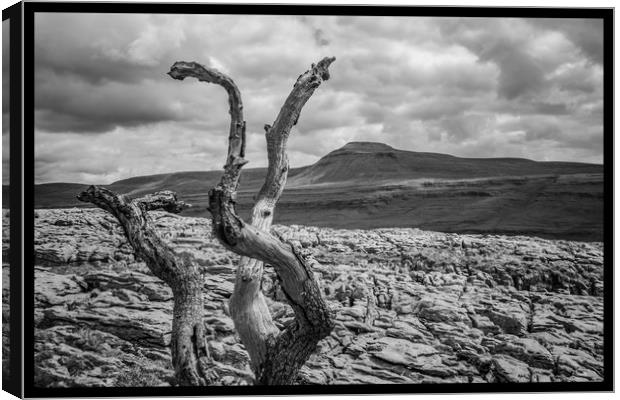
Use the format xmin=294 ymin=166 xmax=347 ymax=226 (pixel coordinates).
xmin=32 ymin=173 xmax=604 ymax=242
xmin=186 ymin=173 xmax=605 ymax=242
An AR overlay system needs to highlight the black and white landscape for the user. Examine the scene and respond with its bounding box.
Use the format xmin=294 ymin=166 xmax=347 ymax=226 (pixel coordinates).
xmin=9 ymin=11 xmax=608 ymax=388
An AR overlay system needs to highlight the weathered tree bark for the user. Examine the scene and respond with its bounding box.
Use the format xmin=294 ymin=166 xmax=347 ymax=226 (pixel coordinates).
xmin=77 ymin=187 xmax=218 ymax=386
xmin=168 ymin=57 xmax=336 ymax=385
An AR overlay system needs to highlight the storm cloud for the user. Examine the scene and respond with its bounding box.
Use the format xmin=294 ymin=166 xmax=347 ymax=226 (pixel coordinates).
xmin=33 ymin=14 xmax=605 ymax=184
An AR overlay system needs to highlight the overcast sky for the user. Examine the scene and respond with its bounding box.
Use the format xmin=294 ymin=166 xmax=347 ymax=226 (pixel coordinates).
xmin=33 ymin=13 xmax=604 ymax=184
xmin=2 ymin=19 xmax=9 ymax=185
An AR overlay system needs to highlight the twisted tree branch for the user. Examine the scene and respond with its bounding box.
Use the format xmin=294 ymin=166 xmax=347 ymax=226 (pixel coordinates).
xmin=168 ymin=57 xmax=336 ymax=385
xmin=168 ymin=61 xmax=247 ymax=190
xmin=77 ymin=186 xmax=217 ymax=386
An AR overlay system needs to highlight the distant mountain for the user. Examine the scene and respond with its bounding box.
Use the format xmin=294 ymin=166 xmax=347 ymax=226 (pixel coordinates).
xmin=9 ymin=142 xmax=605 ymax=241
xmin=288 ymin=141 xmax=602 ymax=186
xmin=26 ymin=166 xmax=307 ymax=210
xmin=17 ymin=141 xmax=604 ymax=208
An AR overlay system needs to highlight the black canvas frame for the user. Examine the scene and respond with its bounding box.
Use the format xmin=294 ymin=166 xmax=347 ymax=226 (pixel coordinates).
xmin=4 ymin=1 xmax=614 ymax=397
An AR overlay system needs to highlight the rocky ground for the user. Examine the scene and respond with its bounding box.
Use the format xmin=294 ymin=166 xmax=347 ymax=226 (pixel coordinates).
xmin=20 ymin=208 xmax=604 ymax=387
xmin=2 ymin=210 xmax=9 ymax=383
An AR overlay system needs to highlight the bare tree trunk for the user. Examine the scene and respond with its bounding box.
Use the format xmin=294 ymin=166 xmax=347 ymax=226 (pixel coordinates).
xmin=168 ymin=57 xmax=336 ymax=385
xmin=77 ymin=187 xmax=218 ymax=386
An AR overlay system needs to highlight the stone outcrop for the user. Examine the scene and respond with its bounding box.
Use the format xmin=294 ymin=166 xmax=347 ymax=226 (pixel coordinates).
xmin=25 ymin=208 xmax=604 ymax=387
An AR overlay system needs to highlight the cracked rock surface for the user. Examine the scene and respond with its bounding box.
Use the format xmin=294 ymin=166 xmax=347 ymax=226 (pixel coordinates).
xmin=26 ymin=208 xmax=604 ymax=387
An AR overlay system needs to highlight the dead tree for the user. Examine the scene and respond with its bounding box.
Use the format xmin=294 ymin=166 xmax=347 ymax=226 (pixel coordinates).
xmin=167 ymin=57 xmax=336 ymax=385
xmin=76 ymin=188 xmax=219 ymax=386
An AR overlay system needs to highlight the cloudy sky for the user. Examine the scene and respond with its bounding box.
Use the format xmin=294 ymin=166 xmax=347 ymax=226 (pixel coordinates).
xmin=2 ymin=19 xmax=9 ymax=185
xmin=33 ymin=13 xmax=604 ymax=184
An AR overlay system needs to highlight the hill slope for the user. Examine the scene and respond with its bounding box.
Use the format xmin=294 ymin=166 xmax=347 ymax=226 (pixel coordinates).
xmin=23 ymin=142 xmax=605 ymax=241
